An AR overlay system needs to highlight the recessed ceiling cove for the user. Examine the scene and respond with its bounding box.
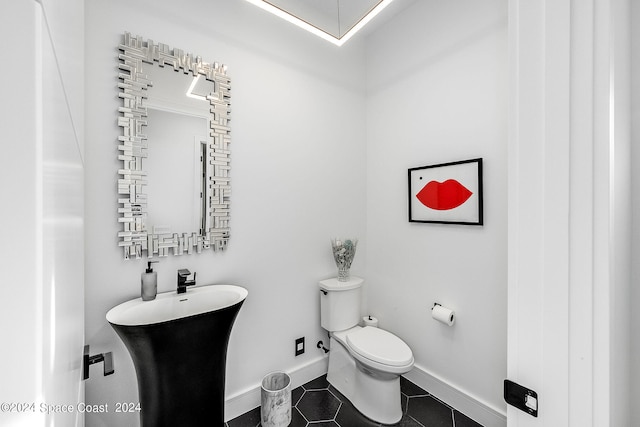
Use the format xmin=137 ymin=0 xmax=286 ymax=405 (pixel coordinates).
xmin=245 ymin=0 xmax=395 ymax=46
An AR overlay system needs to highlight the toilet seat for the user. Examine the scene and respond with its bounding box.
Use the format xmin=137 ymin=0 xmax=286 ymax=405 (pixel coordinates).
xmin=332 ymin=326 xmax=414 ymax=375
xmin=346 ymin=326 xmax=413 ymax=367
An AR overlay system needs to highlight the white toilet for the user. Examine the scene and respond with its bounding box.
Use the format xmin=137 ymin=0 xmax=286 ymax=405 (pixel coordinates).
xmin=319 ymin=277 xmax=414 ymax=425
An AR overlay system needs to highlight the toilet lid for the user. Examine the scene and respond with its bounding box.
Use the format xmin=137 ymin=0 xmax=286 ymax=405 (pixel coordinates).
xmin=346 ymin=326 xmax=413 ymax=367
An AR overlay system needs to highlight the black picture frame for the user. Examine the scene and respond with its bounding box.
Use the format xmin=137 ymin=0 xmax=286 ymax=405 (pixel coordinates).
xmin=408 ymin=158 xmax=483 ymax=225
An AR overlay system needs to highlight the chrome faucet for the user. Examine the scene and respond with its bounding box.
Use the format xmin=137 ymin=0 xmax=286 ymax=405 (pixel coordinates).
xmin=177 ymin=269 xmax=196 ymax=294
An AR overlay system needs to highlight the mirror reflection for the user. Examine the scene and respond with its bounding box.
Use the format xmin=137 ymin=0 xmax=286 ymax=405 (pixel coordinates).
xmin=143 ymin=65 xmax=211 ymax=235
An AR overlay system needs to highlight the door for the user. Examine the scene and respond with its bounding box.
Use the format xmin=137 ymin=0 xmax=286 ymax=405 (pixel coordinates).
xmin=0 ymin=1 xmax=86 ymax=426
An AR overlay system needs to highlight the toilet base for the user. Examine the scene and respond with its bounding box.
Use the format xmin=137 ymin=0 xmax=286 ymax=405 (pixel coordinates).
xmin=327 ymin=337 xmax=403 ymax=425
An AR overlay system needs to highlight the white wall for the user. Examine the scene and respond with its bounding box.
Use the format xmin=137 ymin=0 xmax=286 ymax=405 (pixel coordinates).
xmin=84 ymin=0 xmax=367 ymax=425
xmin=365 ymin=0 xmax=508 ymax=417
xmin=85 ymin=0 xmax=511 ymax=425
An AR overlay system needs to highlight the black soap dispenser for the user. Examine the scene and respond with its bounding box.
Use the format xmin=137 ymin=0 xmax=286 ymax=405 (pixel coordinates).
xmin=141 ymin=261 xmax=158 ymax=301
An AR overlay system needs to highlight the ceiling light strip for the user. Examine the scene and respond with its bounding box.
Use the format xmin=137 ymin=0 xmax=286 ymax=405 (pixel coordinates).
xmin=339 ymin=0 xmax=394 ymax=45
xmin=245 ymin=0 xmax=343 ymax=45
xmin=186 ymin=75 xmax=207 ymax=101
xmin=245 ymin=0 xmax=395 ymax=47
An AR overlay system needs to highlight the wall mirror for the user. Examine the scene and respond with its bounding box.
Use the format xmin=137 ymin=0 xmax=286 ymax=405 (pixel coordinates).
xmin=117 ymin=33 xmax=231 ymax=259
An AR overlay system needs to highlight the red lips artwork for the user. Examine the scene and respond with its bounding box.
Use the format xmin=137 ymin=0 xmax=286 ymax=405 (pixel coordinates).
xmin=416 ymin=179 xmax=473 ymax=211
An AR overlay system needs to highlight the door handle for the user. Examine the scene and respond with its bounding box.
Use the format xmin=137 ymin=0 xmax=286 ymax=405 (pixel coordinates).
xmin=83 ymin=345 xmax=114 ymax=380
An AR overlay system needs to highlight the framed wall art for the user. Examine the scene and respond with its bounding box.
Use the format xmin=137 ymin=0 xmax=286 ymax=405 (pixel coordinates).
xmin=408 ymin=158 xmax=483 ymax=225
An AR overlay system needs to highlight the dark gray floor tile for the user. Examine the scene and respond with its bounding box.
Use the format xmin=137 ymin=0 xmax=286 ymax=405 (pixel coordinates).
xmin=406 ymin=396 xmax=454 ymax=427
xmin=226 ymin=405 xmax=260 ymax=427
xmin=303 ymin=375 xmax=331 ymax=390
xmin=227 ymin=374 xmax=484 ymax=427
xmin=400 ymin=377 xmax=429 ymax=397
xmin=290 ymin=407 xmax=308 ymax=427
xmin=328 ymin=384 xmax=347 ymax=401
xmin=453 ymin=410 xmax=483 ymax=427
xmin=335 ymin=399 xmax=381 ymax=427
xmin=292 ymin=386 xmax=305 ymax=405
xmin=297 ymin=389 xmax=341 ymax=421
xmin=386 ymin=414 xmax=425 ymax=427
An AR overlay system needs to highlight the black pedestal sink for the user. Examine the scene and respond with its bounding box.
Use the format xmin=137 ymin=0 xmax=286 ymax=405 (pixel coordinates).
xmin=107 ymin=285 xmax=247 ymax=427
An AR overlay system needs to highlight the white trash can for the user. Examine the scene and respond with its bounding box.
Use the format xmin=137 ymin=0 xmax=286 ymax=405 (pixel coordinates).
xmin=260 ymin=371 xmax=291 ymax=427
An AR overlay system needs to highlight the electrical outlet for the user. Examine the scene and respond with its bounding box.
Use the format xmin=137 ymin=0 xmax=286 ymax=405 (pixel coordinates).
xmin=295 ymin=337 xmax=305 ymax=356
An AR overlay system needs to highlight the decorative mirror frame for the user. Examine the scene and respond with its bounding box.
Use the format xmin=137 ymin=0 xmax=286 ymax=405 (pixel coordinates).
xmin=117 ymin=33 xmax=231 ymax=259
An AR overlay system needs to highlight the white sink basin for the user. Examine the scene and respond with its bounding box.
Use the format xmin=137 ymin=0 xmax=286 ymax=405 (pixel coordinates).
xmin=106 ymin=284 xmax=248 ymax=326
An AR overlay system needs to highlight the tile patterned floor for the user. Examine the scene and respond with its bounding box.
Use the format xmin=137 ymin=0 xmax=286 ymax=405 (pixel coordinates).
xmin=226 ymin=375 xmax=483 ymax=427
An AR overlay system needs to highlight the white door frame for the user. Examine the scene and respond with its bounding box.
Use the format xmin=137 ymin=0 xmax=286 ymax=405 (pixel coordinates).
xmin=507 ymin=0 xmax=631 ymax=425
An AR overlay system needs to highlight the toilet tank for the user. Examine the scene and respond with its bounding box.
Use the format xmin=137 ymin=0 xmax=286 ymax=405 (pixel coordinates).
xmin=319 ymin=277 xmax=363 ymax=332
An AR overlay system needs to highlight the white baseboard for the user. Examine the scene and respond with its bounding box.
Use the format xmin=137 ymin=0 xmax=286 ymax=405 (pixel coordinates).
xmin=403 ymin=363 xmax=507 ymax=427
xmin=225 ymin=358 xmax=506 ymax=427
xmin=224 ymin=356 xmax=329 ymax=422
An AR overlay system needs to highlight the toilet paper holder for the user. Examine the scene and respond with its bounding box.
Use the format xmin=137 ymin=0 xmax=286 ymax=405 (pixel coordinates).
xmin=431 ymin=302 xmax=456 ymax=326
